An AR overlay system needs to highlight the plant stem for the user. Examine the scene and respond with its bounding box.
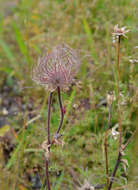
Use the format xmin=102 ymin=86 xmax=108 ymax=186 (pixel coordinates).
xmin=108 ymin=36 xmax=122 ymax=190
xmin=45 ymin=92 xmax=53 ymax=190
xmin=116 ymin=36 xmax=122 ymax=148
xmin=47 ymin=92 xmax=53 ymax=145
xmin=56 ymin=86 xmax=64 ymax=135
xmin=45 ymin=87 xmax=64 ymax=189
xmin=104 ymin=104 xmax=112 ymax=187
xmin=108 ymin=151 xmax=122 ymax=190
xmin=45 ymin=159 xmax=51 ymax=190
xmin=108 ymin=130 xmax=136 ymax=190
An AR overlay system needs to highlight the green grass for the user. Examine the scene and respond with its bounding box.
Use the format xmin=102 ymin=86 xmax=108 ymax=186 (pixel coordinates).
xmin=0 ymin=0 xmax=137 ymax=189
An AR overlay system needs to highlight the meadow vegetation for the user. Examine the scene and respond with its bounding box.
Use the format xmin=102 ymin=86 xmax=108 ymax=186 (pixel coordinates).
xmin=0 ymin=0 xmax=137 ymax=190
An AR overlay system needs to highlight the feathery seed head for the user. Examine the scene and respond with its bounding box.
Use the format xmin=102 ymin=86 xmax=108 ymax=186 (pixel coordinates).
xmin=32 ymin=44 xmax=81 ymax=91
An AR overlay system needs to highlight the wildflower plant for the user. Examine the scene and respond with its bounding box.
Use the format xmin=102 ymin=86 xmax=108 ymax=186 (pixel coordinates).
xmin=112 ymin=24 xmax=130 ymax=151
xmin=107 ymin=25 xmax=131 ymax=190
xmin=32 ymin=44 xmax=81 ymax=190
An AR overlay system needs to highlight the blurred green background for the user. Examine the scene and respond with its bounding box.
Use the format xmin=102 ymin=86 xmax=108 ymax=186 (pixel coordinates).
xmin=0 ymin=0 xmax=137 ymax=190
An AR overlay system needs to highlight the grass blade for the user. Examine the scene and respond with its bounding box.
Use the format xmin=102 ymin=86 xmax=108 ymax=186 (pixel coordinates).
xmin=0 ymin=38 xmax=17 ymax=66
xmin=53 ymin=172 xmax=64 ymax=190
xmin=82 ymin=19 xmax=97 ymax=63
xmin=12 ymin=22 xmax=28 ymax=59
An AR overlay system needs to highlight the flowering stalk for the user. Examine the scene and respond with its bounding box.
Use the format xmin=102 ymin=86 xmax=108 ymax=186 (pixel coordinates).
xmin=112 ymin=24 xmax=129 ymax=149
xmin=56 ymin=86 xmax=64 ymax=135
xmin=45 ymin=88 xmax=65 ymax=190
xmin=47 ymin=93 xmax=53 ymax=146
xmin=117 ymin=36 xmax=122 ymax=148
xmin=108 ymin=36 xmax=122 ymax=190
xmin=45 ymin=92 xmax=53 ymax=190
xmin=32 ymin=44 xmax=81 ymax=189
xmin=108 ymin=30 xmax=122 ymax=190
xmin=108 ymin=25 xmax=129 ymax=190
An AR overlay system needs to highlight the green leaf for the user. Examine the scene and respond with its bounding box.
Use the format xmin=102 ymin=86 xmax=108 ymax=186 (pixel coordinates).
xmin=5 ymin=130 xmax=28 ymax=170
xmin=0 ymin=66 xmax=13 ymax=74
xmin=53 ymin=172 xmax=64 ymax=190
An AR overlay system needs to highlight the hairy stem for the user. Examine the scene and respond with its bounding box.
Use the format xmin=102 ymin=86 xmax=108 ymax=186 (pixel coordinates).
xmin=45 ymin=92 xmax=53 ymax=190
xmin=104 ymin=104 xmax=112 ymax=187
xmin=117 ymin=36 xmax=122 ymax=148
xmin=56 ymin=86 xmax=64 ymax=135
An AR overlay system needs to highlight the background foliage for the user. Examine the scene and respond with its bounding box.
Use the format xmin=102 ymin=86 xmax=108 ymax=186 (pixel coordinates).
xmin=0 ymin=0 xmax=137 ymax=189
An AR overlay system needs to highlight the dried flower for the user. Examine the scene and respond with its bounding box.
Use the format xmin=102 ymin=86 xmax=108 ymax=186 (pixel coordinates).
xmin=32 ymin=44 xmax=81 ymax=91
xmin=112 ymin=24 xmax=130 ymax=43
xmin=112 ymin=24 xmax=130 ymax=38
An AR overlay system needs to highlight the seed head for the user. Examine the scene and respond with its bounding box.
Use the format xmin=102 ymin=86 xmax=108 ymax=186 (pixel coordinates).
xmin=32 ymin=44 xmax=81 ymax=91
xmin=112 ymin=24 xmax=130 ymax=38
